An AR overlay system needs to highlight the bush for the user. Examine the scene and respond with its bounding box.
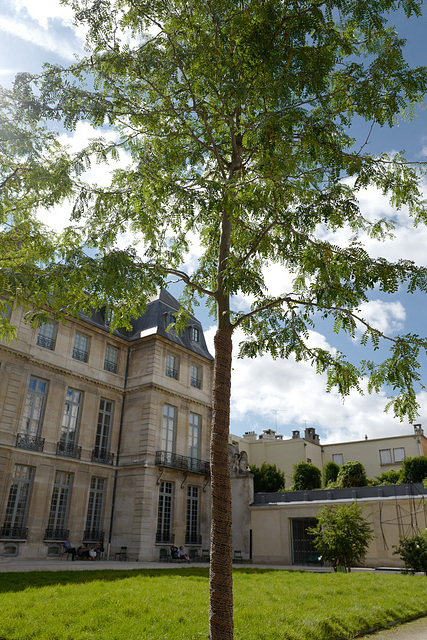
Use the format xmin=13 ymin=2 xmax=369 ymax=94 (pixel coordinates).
xmin=336 ymin=461 xmax=367 ymax=488
xmin=292 ymin=462 xmax=321 ymax=491
xmin=249 ymin=462 xmax=285 ymax=493
xmin=375 ymin=470 xmax=400 ymax=485
xmin=308 ymin=502 xmax=374 ymax=572
xmin=323 ymin=461 xmax=340 ymax=486
xmin=399 ymin=456 xmax=427 ymax=484
xmin=394 ymin=530 xmax=427 ymax=574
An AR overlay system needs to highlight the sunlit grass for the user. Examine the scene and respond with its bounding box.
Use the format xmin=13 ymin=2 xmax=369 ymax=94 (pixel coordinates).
xmin=1 ymin=568 xmax=427 ymax=639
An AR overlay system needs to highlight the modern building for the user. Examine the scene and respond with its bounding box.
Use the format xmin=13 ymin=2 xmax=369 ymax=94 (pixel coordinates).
xmin=232 ymin=425 xmax=427 ymax=485
xmin=250 ymin=483 xmax=427 ymax=568
xmin=0 ymin=290 xmax=215 ymax=561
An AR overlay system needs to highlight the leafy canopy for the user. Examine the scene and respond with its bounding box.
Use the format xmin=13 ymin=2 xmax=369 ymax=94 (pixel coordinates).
xmin=15 ymin=0 xmax=427 ymax=420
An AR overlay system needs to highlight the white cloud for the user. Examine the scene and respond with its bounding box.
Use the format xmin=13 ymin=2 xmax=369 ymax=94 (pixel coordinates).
xmin=13 ymin=0 xmax=74 ymax=30
xmin=0 ymin=15 xmax=81 ymax=60
xmin=355 ymin=300 xmax=406 ymax=336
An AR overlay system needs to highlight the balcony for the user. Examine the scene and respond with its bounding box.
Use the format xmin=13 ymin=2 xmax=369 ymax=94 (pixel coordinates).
xmin=104 ymin=359 xmax=117 ymax=373
xmin=56 ymin=440 xmax=82 ymax=459
xmin=72 ymin=347 xmax=88 ymax=362
xmin=155 ymin=451 xmax=210 ymax=475
xmin=83 ymin=529 xmax=104 ymax=543
xmin=166 ymin=366 xmax=179 ymax=380
xmin=16 ymin=433 xmax=45 ymax=452
xmin=44 ymin=528 xmax=69 ymax=541
xmin=185 ymin=533 xmax=202 ymax=546
xmin=0 ymin=524 xmax=28 ymax=540
xmin=190 ymin=376 xmax=201 ymax=389
xmin=91 ymin=447 xmax=114 ymax=465
xmin=37 ymin=335 xmax=55 ymax=350
xmin=155 ymin=531 xmax=175 ymax=544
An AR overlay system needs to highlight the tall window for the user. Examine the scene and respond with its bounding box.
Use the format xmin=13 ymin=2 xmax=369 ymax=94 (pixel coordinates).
xmin=162 ymin=404 xmax=177 ymax=454
xmin=85 ymin=477 xmax=105 ymax=540
xmin=36 ymin=322 xmax=56 ymax=350
xmin=189 ymin=413 xmax=201 ymax=466
xmin=191 ymin=326 xmax=200 ymax=342
xmin=21 ymin=376 xmax=48 ymax=436
xmin=47 ymin=471 xmax=72 ymax=537
xmin=186 ymin=486 xmax=199 ymax=545
xmin=166 ymin=353 xmax=179 ymax=380
xmin=61 ymin=388 xmax=82 ymax=445
xmin=0 ymin=302 xmax=11 ymax=321
xmin=156 ymin=481 xmax=173 ymax=543
xmin=72 ymin=332 xmax=89 ymax=362
xmin=94 ymin=399 xmax=114 ymax=461
xmin=2 ymin=465 xmax=34 ymax=537
xmin=104 ymin=345 xmax=118 ymax=373
xmin=190 ymin=364 xmax=202 ymax=389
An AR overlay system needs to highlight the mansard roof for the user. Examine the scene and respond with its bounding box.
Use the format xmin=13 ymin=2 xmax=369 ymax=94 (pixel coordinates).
xmin=80 ymin=289 xmax=213 ymax=360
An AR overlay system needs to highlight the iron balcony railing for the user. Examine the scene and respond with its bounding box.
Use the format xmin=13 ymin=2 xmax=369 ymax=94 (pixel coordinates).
xmin=155 ymin=451 xmax=210 ymax=476
xmin=36 ymin=335 xmax=55 ymax=350
xmin=44 ymin=527 xmax=69 ymax=541
xmin=0 ymin=524 xmax=28 ymax=539
xmin=155 ymin=531 xmax=175 ymax=544
xmin=16 ymin=433 xmax=45 ymax=452
xmin=104 ymin=359 xmax=117 ymax=373
xmin=56 ymin=440 xmax=82 ymax=459
xmin=165 ymin=366 xmax=179 ymax=380
xmin=190 ymin=376 xmax=201 ymax=389
xmin=185 ymin=533 xmax=202 ymax=546
xmin=91 ymin=447 xmax=114 ymax=465
xmin=72 ymin=347 xmax=89 ymax=362
xmin=83 ymin=529 xmax=104 ymax=543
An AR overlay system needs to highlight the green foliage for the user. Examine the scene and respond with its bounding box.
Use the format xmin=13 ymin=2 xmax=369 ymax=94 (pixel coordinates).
xmin=336 ymin=461 xmax=368 ymax=488
xmin=249 ymin=462 xmax=285 ymax=493
xmin=308 ymin=502 xmax=374 ymax=571
xmin=323 ymin=461 xmax=340 ymax=486
xmin=375 ymin=470 xmax=401 ymax=485
xmin=394 ymin=530 xmax=427 ymax=574
xmin=399 ymin=456 xmax=427 ymax=483
xmin=292 ymin=462 xmax=322 ymax=491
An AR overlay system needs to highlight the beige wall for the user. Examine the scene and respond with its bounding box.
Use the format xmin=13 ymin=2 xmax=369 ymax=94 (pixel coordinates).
xmin=250 ymin=494 xmax=427 ymax=568
xmin=232 ymin=429 xmax=427 ymax=485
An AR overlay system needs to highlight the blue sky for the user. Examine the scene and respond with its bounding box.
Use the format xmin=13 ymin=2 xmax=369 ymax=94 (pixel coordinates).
xmin=2 ymin=0 xmax=427 ymax=444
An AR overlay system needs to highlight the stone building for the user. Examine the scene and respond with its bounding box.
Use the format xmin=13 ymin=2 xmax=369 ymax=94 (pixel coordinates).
xmin=0 ymin=290 xmax=214 ymax=561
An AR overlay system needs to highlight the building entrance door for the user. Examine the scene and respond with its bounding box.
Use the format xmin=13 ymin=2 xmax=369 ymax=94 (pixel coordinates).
xmin=291 ymin=518 xmax=317 ymax=565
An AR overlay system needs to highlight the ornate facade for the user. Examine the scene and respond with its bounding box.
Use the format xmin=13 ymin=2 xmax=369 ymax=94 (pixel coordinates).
xmin=0 ymin=290 xmax=214 ymax=561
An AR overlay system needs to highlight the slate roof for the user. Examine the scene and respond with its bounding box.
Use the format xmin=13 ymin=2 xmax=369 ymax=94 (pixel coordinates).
xmin=80 ymin=289 xmax=213 ymax=360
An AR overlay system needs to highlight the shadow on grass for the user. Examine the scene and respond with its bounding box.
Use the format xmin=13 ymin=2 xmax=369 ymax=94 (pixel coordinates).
xmin=0 ymin=567 xmax=212 ymax=594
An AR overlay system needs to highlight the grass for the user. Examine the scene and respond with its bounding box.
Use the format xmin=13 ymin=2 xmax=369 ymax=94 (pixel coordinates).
xmin=1 ymin=568 xmax=427 ymax=639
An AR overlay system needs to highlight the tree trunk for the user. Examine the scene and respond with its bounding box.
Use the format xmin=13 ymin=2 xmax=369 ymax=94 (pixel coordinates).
xmin=209 ymin=327 xmax=233 ymax=640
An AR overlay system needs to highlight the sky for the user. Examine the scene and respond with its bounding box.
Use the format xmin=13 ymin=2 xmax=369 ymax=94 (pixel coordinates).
xmin=2 ymin=0 xmax=427 ymax=445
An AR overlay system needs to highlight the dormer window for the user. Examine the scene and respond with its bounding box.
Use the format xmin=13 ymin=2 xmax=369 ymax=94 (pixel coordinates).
xmin=191 ymin=326 xmax=200 ymax=342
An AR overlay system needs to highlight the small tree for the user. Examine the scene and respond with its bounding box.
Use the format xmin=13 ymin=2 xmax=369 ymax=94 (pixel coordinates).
xmin=399 ymin=456 xmax=427 ymax=484
xmin=292 ymin=462 xmax=322 ymax=491
xmin=336 ymin=461 xmax=368 ymax=488
xmin=308 ymin=502 xmax=374 ymax=572
xmin=394 ymin=530 xmax=427 ymax=574
xmin=323 ymin=461 xmax=340 ymax=486
xmin=249 ymin=462 xmax=285 ymax=493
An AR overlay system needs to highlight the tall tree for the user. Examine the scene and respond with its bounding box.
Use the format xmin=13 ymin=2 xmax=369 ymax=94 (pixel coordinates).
xmin=3 ymin=1 xmax=427 ymax=638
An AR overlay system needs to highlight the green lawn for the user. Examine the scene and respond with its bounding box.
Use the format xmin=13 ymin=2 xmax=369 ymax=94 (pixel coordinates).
xmin=1 ymin=568 xmax=427 ymax=639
